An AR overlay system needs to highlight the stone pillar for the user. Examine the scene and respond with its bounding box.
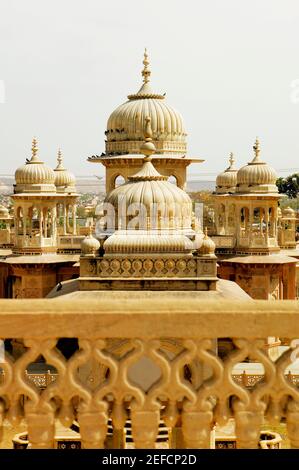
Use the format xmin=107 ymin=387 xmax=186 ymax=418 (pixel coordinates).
xmin=66 ymin=205 xmax=70 ymax=233
xmin=63 ymin=204 xmax=67 ymax=235
xmin=72 ymin=204 xmax=77 ymax=235
xmin=260 ymin=209 xmax=263 ymax=236
xmin=23 ymin=207 xmax=28 ymax=245
xmin=44 ymin=209 xmax=48 ymax=238
xmin=225 ymin=202 xmax=229 ymax=235
xmin=265 ymin=208 xmax=269 ymax=242
xmin=273 ymin=206 xmax=277 ymax=238
xmin=39 ymin=208 xmax=44 ymax=240
xmin=28 ymin=207 xmax=33 ymax=236
xmin=51 ymin=206 xmax=57 ymax=241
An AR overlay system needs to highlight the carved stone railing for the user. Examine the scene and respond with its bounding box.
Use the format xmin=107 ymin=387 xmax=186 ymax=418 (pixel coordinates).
xmin=1 ymin=299 xmax=299 ymax=449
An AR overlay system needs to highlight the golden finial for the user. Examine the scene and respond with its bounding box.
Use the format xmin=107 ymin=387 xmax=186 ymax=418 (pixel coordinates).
xmin=140 ymin=116 xmax=156 ymax=159
xmin=142 ymin=48 xmax=151 ymax=84
xmin=31 ymin=137 xmax=39 ymax=161
xmin=56 ymin=148 xmax=64 ymax=169
xmin=57 ymin=148 xmax=62 ymax=165
xmin=144 ymin=116 xmax=153 ymax=140
xmin=253 ymin=137 xmax=260 ymax=160
xmin=204 ymin=226 xmax=208 ymax=238
xmin=229 ymin=152 xmax=235 ymax=167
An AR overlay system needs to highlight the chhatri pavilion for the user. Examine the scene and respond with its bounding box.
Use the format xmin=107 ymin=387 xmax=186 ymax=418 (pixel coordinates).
xmin=0 ymin=140 xmax=81 ymax=298
xmin=210 ymin=139 xmax=298 ymax=300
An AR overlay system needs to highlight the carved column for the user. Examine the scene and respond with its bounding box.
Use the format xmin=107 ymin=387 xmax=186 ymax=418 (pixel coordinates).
xmin=131 ymin=410 xmax=160 ymax=449
xmin=43 ymin=208 xmax=48 ymax=238
xmin=39 ymin=208 xmax=43 ymax=242
xmin=51 ymin=206 xmax=57 ymax=242
xmin=182 ymin=410 xmax=213 ymax=448
xmin=235 ymin=410 xmax=263 ymax=449
xmin=63 ymin=204 xmax=67 ymax=235
xmin=72 ymin=204 xmax=77 ymax=235
xmin=26 ymin=412 xmax=55 ymax=449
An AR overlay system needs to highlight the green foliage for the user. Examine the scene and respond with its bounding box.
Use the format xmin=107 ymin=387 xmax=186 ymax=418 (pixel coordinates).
xmin=276 ymin=174 xmax=299 ymax=198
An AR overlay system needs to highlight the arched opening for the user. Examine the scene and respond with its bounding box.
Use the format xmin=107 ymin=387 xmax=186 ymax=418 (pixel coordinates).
xmin=240 ymin=207 xmax=249 ymax=235
xmin=167 ymin=175 xmax=178 ymax=186
xmin=228 ymin=204 xmax=236 ymax=233
xmin=114 ymin=175 xmax=126 ymax=188
xmin=217 ymin=203 xmax=225 ymax=235
xmin=253 ymin=207 xmax=266 ymax=235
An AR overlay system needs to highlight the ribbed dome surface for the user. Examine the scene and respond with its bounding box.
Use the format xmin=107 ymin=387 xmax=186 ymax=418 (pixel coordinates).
xmin=107 ymin=99 xmax=186 ymax=143
xmin=237 ymin=162 xmax=277 ymax=186
xmin=15 ymin=139 xmax=55 ymax=186
xmin=104 ymin=230 xmax=194 ymax=254
xmin=105 ymin=51 xmax=187 ymax=155
xmin=216 ymin=153 xmax=237 ymax=193
xmin=15 ymin=162 xmax=55 ymax=185
xmin=81 ymin=229 xmax=100 ymax=255
xmin=105 ymin=157 xmax=192 ymax=228
xmin=0 ymin=205 xmax=9 ymax=218
xmin=54 ymin=150 xmax=76 ymax=188
xmin=236 ymin=139 xmax=278 ymax=193
xmin=282 ymin=206 xmax=296 ymax=218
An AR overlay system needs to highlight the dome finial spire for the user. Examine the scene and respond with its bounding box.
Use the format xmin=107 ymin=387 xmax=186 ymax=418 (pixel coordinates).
xmin=140 ymin=116 xmax=156 ymax=160
xmin=142 ymin=48 xmax=151 ymax=84
xmin=31 ymin=137 xmax=39 ymax=162
xmin=57 ymin=148 xmax=63 ymax=167
xmin=229 ymin=152 xmax=235 ymax=168
xmin=252 ymin=137 xmax=260 ymax=161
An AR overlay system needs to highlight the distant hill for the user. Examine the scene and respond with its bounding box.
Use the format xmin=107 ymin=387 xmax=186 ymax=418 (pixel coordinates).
xmin=0 ymin=177 xmax=216 ymax=195
xmin=186 ymin=180 xmax=215 ymax=192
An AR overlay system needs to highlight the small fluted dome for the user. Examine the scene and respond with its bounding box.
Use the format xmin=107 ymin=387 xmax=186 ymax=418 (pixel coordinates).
xmin=15 ymin=138 xmax=56 ymax=190
xmin=215 ymin=153 xmax=237 ymax=193
xmin=198 ymin=228 xmax=215 ymax=256
xmin=237 ymin=138 xmax=278 ymax=193
xmin=277 ymin=207 xmax=282 ymax=218
xmin=104 ymin=230 xmax=194 ymax=254
xmin=81 ymin=228 xmax=100 ymax=256
xmin=0 ymin=205 xmax=10 ymax=219
xmin=54 ymin=150 xmax=76 ymax=191
xmin=105 ymin=50 xmax=187 ymax=156
xmin=282 ymin=206 xmax=296 ymax=219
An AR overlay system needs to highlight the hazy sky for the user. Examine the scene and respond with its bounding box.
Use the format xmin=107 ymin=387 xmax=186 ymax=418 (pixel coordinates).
xmin=0 ymin=0 xmax=299 ymax=181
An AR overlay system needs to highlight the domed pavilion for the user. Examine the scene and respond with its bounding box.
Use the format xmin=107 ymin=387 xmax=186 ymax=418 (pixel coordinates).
xmin=12 ymin=138 xmax=79 ymax=255
xmin=88 ymin=50 xmax=204 ymax=192
xmin=211 ymin=138 xmax=297 ymax=301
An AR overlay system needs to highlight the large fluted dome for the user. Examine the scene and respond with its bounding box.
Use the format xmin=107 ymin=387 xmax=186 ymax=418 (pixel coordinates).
xmin=105 ymin=158 xmax=192 ymax=230
xmin=105 ymin=50 xmax=187 ymax=156
xmin=103 ymin=117 xmax=193 ymax=242
xmin=236 ymin=139 xmax=278 ymax=193
xmin=215 ymin=153 xmax=237 ymax=194
xmin=15 ymin=139 xmax=56 ymax=192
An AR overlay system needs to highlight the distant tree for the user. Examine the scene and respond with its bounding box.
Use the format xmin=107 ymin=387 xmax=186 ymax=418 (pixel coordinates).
xmin=276 ymin=174 xmax=299 ymax=198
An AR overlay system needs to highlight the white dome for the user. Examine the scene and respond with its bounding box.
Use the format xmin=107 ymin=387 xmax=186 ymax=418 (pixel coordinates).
xmin=104 ymin=230 xmax=194 ymax=254
xmin=282 ymin=206 xmax=296 ymax=218
xmin=105 ymin=157 xmax=192 ymax=230
xmin=81 ymin=229 xmax=100 ymax=256
xmin=198 ymin=228 xmax=216 ymax=256
xmin=15 ymin=139 xmax=55 ymax=188
xmin=215 ymin=153 xmax=237 ymax=193
xmin=54 ymin=150 xmax=76 ymax=190
xmin=105 ymin=51 xmax=187 ymax=156
xmin=0 ymin=204 xmax=10 ymax=219
xmin=236 ymin=139 xmax=278 ymax=193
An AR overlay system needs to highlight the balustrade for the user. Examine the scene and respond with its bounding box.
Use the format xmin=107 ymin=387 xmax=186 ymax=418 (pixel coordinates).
xmin=0 ymin=299 xmax=298 ymax=449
